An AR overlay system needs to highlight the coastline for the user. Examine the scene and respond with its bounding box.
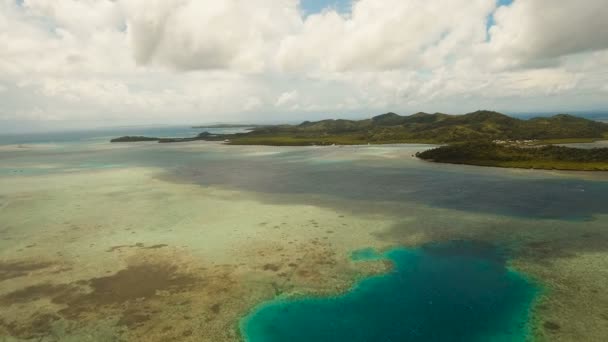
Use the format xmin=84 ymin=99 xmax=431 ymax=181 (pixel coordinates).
xmin=418 ymin=158 xmax=608 ymax=171
xmin=240 ymin=244 xmax=540 ymax=342
xmin=416 ymin=142 xmax=608 ymax=171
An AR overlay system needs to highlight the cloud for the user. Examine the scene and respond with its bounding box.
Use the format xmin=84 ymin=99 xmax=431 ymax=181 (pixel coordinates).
xmin=275 ymin=90 xmax=299 ymax=107
xmin=277 ymin=0 xmax=495 ymax=72
xmin=22 ymin=0 xmax=125 ymax=36
xmin=485 ymin=0 xmax=608 ymax=68
xmin=1 ymin=0 xmax=608 ymax=130
xmin=122 ymin=0 xmax=302 ymax=72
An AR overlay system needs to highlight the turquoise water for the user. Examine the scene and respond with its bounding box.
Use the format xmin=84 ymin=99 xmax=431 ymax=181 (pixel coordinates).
xmin=242 ymin=241 xmax=538 ymax=342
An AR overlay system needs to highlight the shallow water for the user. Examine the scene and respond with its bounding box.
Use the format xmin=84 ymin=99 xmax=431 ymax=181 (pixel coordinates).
xmin=0 ymin=125 xmax=251 ymax=145
xmin=4 ymin=138 xmax=608 ymax=220
xmin=1 ymin=130 xmax=608 ymax=341
xmin=242 ymin=241 xmax=538 ymax=342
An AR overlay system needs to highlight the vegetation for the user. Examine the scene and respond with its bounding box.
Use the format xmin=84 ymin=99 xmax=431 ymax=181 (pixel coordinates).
xmin=416 ymin=142 xmax=608 ymax=171
xmin=111 ymin=132 xmax=214 ymax=144
xmin=110 ymin=136 xmax=160 ymax=142
xmin=109 ymin=111 xmax=608 ymax=170
xmin=157 ymin=132 xmax=214 ymax=143
xmin=215 ymin=111 xmax=608 ymax=146
xmin=191 ymin=124 xmax=259 ymax=129
xmin=111 ymin=111 xmax=608 ymax=147
xmin=224 ymin=134 xmax=436 ymax=146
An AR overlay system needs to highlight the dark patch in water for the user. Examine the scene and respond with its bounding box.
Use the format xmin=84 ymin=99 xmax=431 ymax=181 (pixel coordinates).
xmin=262 ymin=264 xmax=281 ymax=272
xmin=1 ymin=261 xmax=202 ymax=338
xmin=160 ymin=154 xmax=608 ymax=221
xmin=6 ymin=256 xmax=250 ymax=340
xmin=543 ymin=321 xmax=561 ymax=331
xmin=106 ymin=243 xmax=169 ymax=252
xmin=0 ymin=260 xmax=54 ymax=281
xmin=72 ymin=263 xmax=199 ymax=308
xmin=144 ymin=244 xmax=168 ymax=249
xmin=0 ymin=314 xmax=60 ymax=339
xmin=106 ymin=244 xmax=136 ymax=252
xmin=1 ymin=283 xmax=74 ymax=304
xmin=117 ymin=309 xmax=151 ymax=328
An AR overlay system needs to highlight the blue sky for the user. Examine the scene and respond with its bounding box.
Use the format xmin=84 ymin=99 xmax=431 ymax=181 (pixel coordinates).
xmin=301 ymin=0 xmax=351 ymax=14
xmin=302 ymin=0 xmax=514 ymax=34
xmin=301 ymin=0 xmax=514 ymax=40
xmin=302 ymin=0 xmax=514 ymax=15
xmin=488 ymin=0 xmax=514 ymax=27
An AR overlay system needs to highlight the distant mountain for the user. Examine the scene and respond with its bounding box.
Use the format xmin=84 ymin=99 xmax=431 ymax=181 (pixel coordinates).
xmin=110 ymin=136 xmax=160 ymax=143
xmin=110 ymin=110 xmax=608 ymax=146
xmin=191 ymin=124 xmax=259 ymax=129
xmin=219 ymin=110 xmax=608 ymax=145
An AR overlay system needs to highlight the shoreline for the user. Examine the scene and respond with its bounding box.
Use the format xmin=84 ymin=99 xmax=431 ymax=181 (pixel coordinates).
xmin=418 ymin=158 xmax=608 ymax=172
xmin=240 ymin=243 xmax=540 ymax=342
xmin=416 ymin=142 xmax=608 ymax=172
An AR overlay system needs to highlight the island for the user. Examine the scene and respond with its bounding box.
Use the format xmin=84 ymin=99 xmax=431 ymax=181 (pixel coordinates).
xmin=111 ymin=132 xmax=215 ymax=144
xmin=191 ymin=124 xmax=259 ymax=129
xmin=416 ymin=141 xmax=608 ymax=171
xmin=110 ymin=110 xmax=608 ymax=170
xmin=210 ymin=111 xmax=608 ymax=146
xmin=110 ymin=136 xmax=160 ymax=142
xmin=158 ymin=132 xmax=214 ymax=143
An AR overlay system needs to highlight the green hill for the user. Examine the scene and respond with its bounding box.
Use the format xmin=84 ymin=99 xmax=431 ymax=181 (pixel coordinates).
xmin=416 ymin=141 xmax=608 ymax=171
xmin=219 ymin=111 xmax=608 ymax=146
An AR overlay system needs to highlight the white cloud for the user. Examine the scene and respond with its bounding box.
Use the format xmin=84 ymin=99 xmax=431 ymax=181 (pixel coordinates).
xmin=22 ymin=0 xmax=125 ymax=36
xmin=275 ymin=90 xmax=299 ymax=107
xmin=277 ymin=0 xmax=495 ymax=72
xmin=122 ymin=0 xmax=302 ymax=72
xmin=0 ymin=0 xmax=608 ymax=130
xmin=485 ymin=0 xmax=608 ymax=68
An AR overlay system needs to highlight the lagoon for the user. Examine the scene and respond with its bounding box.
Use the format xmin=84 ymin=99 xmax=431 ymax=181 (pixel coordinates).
xmin=0 ymin=128 xmax=607 ymax=341
xmin=242 ymin=241 xmax=538 ymax=342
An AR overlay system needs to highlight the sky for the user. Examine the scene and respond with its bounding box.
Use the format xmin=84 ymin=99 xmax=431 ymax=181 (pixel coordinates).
xmin=301 ymin=0 xmax=351 ymax=14
xmin=1 ymin=0 xmax=608 ymax=132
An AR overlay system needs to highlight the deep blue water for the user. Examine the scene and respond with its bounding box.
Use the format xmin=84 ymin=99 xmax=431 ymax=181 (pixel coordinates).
xmin=242 ymin=241 xmax=538 ymax=342
xmin=170 ymin=154 xmax=608 ymax=220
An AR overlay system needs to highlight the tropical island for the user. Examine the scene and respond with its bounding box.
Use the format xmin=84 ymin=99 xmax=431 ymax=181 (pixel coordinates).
xmin=191 ymin=124 xmax=259 ymax=129
xmin=212 ymin=110 xmax=608 ymax=146
xmin=110 ymin=136 xmax=161 ymax=142
xmin=111 ymin=132 xmax=214 ymax=143
xmin=110 ymin=110 xmax=608 ymax=171
xmin=416 ymin=141 xmax=608 ymax=171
